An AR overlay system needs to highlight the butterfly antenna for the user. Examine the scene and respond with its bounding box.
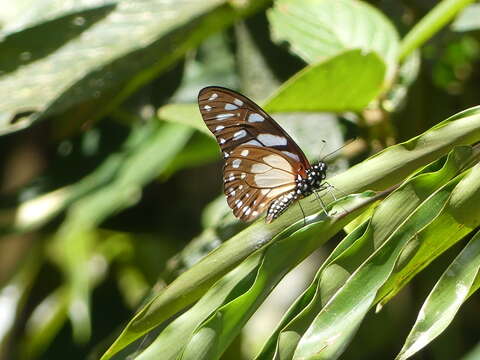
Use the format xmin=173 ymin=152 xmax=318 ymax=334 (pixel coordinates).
xmin=321 ymin=138 xmax=356 ymax=161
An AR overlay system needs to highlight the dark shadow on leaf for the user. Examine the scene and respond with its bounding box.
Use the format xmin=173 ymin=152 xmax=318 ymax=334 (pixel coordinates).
xmin=0 ymin=4 xmax=116 ymax=74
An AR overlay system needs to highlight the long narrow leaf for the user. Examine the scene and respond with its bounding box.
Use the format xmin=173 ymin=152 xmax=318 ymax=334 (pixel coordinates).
xmin=102 ymin=107 xmax=480 ymax=358
xmin=396 ymin=227 xmax=480 ymax=360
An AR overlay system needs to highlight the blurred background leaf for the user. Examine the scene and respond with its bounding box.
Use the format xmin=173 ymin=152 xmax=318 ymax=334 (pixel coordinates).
xmin=0 ymin=0 xmax=480 ymax=360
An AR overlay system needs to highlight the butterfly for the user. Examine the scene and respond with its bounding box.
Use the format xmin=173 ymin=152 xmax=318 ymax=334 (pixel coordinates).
xmin=198 ymin=86 xmax=328 ymax=223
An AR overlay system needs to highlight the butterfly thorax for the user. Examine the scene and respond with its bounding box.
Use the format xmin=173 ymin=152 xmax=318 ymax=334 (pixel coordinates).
xmin=266 ymin=162 xmax=327 ymax=222
xmin=296 ymin=162 xmax=328 ymax=196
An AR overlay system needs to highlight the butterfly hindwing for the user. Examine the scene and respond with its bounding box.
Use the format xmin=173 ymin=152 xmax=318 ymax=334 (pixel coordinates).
xmin=223 ymin=146 xmax=299 ymax=222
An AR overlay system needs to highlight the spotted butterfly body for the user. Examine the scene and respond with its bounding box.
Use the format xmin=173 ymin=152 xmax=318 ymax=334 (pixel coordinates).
xmin=198 ymin=86 xmax=327 ymax=223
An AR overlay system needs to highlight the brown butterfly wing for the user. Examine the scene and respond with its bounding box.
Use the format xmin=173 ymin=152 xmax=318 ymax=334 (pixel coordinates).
xmin=198 ymin=86 xmax=310 ymax=222
xmin=198 ymin=86 xmax=310 ymax=173
xmin=223 ymin=146 xmax=300 ymax=222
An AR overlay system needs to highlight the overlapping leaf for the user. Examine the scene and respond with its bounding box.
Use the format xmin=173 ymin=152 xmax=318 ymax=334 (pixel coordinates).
xmin=268 ymin=0 xmax=399 ymax=81
xmin=291 ymin=158 xmax=480 ymax=359
xmin=396 ymin=226 xmax=480 ymax=360
xmin=256 ymin=146 xmax=477 ymax=359
xmin=0 ymin=0 xmax=269 ymax=134
xmin=101 ymin=106 xmax=480 ymax=359
xmin=135 ymin=193 xmax=376 ymax=360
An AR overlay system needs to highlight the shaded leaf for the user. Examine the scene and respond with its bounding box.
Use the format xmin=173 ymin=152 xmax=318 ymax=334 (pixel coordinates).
xmin=0 ymin=0 xmax=269 ymax=134
xmin=293 ymin=173 xmax=464 ymax=359
xmin=50 ymin=122 xmax=192 ymax=342
xmin=268 ymin=0 xmax=399 ymax=80
xmin=396 ymin=226 xmax=480 ymax=360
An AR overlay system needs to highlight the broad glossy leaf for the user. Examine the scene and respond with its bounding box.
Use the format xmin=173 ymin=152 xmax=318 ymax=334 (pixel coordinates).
xmin=0 ymin=0 xmax=269 ymax=135
xmin=264 ymin=50 xmax=385 ymax=113
xmin=268 ymin=0 xmax=399 ymax=80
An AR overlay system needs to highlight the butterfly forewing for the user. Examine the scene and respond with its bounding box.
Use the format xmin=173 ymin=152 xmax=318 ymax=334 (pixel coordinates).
xmin=198 ymin=86 xmax=313 ymax=223
xmin=198 ymin=86 xmax=310 ymax=169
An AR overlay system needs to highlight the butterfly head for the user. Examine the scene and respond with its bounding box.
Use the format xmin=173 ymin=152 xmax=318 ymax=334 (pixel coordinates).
xmin=296 ymin=162 xmax=327 ymax=197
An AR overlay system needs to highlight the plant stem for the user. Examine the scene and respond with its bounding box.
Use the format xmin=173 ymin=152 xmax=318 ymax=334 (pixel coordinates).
xmin=399 ymin=0 xmax=476 ymax=62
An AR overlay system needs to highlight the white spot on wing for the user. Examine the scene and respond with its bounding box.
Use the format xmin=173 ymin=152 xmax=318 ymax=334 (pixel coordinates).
xmin=241 ymin=149 xmax=249 ymax=156
xmin=263 ymin=154 xmax=292 ymax=171
xmin=233 ymin=130 xmax=247 ymax=140
xmin=204 ymin=105 xmax=212 ymax=111
xmin=282 ymin=151 xmax=300 ymax=162
xmin=257 ymin=134 xmax=287 ymax=146
xmin=225 ymin=103 xmax=238 ymax=110
xmin=234 ymin=98 xmax=243 ymax=106
xmin=254 ymin=170 xmax=295 ymax=187
xmin=216 ymin=113 xmax=234 ymax=119
xmin=236 ymin=200 xmax=243 ymax=208
xmin=215 ymin=125 xmax=225 ymax=132
xmin=219 ymin=138 xmax=226 ymax=144
xmin=232 ymin=159 xmax=241 ymax=168
xmin=244 ymin=139 xmax=262 ymax=146
xmin=248 ymin=113 xmax=264 ymax=122
xmin=240 ymin=173 xmax=247 ymax=179
xmin=209 ymin=93 xmax=218 ymax=100
xmin=251 ymin=163 xmax=271 ymax=173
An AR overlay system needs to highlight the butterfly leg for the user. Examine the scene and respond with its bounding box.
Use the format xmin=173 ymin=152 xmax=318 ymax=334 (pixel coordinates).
xmin=312 ymin=190 xmax=329 ymax=216
xmin=322 ymin=182 xmax=351 ymax=215
xmin=298 ymin=201 xmax=306 ymax=226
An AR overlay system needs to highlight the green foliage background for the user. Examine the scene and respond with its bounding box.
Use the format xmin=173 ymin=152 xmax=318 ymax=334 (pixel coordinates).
xmin=0 ymin=1 xmax=480 ymax=359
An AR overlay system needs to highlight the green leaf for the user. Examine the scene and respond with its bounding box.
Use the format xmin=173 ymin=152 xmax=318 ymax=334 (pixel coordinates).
xmin=264 ymin=50 xmax=386 ymax=113
xmin=158 ymin=104 xmax=211 ymax=136
xmin=462 ymin=342 xmax=480 ymax=360
xmin=0 ymin=0 xmax=269 ymax=135
xmin=256 ymin=146 xmax=476 ymax=359
xmin=134 ymin=252 xmax=263 ymax=360
xmin=50 ymin=122 xmax=192 ymax=342
xmin=452 ymin=4 xmax=480 ymax=31
xmin=398 ymin=0 xmax=476 ymax=61
xmin=292 ymin=173 xmax=465 ymax=359
xmin=376 ymin=153 xmax=480 ymax=306
xmin=396 ymin=226 xmax=480 ymax=360
xmin=102 ymin=106 xmax=480 ymax=359
xmin=268 ymin=0 xmax=399 ymax=80
xmin=133 ymin=193 xmax=377 ymax=360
